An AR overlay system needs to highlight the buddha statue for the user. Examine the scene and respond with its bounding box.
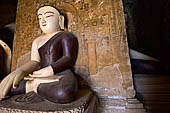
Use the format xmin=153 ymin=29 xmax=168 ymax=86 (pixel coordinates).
xmin=0 ymin=5 xmax=78 ymax=104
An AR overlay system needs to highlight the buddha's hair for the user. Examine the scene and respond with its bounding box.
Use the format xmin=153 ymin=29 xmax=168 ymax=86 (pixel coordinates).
xmin=37 ymin=5 xmax=62 ymax=15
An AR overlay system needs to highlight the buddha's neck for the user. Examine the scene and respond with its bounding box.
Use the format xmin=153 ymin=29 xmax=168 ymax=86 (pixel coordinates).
xmin=45 ymin=31 xmax=62 ymax=37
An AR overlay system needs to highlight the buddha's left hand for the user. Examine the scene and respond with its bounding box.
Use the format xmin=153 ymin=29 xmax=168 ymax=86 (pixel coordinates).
xmin=29 ymin=66 xmax=54 ymax=77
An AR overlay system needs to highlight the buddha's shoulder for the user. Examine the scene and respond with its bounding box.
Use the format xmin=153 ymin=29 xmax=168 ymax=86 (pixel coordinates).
xmin=61 ymin=31 xmax=75 ymax=36
xmin=60 ymin=31 xmax=77 ymax=39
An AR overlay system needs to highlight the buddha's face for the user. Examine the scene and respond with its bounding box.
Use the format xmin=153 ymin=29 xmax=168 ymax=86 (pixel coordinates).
xmin=37 ymin=6 xmax=60 ymax=34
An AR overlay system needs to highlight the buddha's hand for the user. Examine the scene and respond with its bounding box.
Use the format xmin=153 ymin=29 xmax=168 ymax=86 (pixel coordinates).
xmin=25 ymin=75 xmax=62 ymax=93
xmin=29 ymin=66 xmax=54 ymax=78
xmin=34 ymin=76 xmax=61 ymax=83
xmin=13 ymin=70 xmax=26 ymax=88
xmin=0 ymin=70 xmax=25 ymax=100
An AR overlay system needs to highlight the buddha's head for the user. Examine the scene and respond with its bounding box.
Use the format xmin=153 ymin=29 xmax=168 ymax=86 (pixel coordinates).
xmin=37 ymin=6 xmax=64 ymax=34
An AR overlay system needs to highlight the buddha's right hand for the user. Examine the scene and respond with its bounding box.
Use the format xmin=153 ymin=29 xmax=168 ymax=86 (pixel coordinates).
xmin=0 ymin=70 xmax=25 ymax=100
xmin=13 ymin=70 xmax=26 ymax=88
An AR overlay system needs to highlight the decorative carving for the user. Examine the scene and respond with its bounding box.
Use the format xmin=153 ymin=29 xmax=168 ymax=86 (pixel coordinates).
xmin=14 ymin=92 xmax=43 ymax=104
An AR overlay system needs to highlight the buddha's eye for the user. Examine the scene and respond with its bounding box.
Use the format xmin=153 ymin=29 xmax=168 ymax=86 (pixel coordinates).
xmin=46 ymin=15 xmax=54 ymax=18
xmin=37 ymin=14 xmax=42 ymax=20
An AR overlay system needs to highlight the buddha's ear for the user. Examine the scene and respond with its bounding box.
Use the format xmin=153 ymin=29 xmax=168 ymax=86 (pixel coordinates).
xmin=59 ymin=15 xmax=65 ymax=30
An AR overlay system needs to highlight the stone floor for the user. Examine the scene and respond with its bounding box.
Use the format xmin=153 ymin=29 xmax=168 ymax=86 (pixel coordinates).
xmin=133 ymin=74 xmax=170 ymax=113
xmin=97 ymin=97 xmax=146 ymax=113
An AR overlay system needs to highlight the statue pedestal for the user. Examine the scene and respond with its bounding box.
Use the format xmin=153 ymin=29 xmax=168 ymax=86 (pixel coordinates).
xmin=0 ymin=88 xmax=98 ymax=113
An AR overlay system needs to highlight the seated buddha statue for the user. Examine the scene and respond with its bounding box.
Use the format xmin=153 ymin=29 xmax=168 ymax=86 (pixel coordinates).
xmin=0 ymin=5 xmax=78 ymax=104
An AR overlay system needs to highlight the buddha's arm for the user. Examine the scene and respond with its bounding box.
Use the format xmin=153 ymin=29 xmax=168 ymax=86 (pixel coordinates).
xmin=13 ymin=60 xmax=40 ymax=87
xmin=18 ymin=61 xmax=40 ymax=74
xmin=51 ymin=33 xmax=78 ymax=74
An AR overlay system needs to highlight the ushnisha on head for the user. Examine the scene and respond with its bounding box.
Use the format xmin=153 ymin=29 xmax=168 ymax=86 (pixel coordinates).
xmin=37 ymin=6 xmax=64 ymax=34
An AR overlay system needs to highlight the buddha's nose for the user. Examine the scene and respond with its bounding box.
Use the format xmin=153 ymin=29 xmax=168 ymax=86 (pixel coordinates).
xmin=42 ymin=18 xmax=46 ymax=24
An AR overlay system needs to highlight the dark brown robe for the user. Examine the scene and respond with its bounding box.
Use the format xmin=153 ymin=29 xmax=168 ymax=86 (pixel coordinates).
xmin=10 ymin=31 xmax=78 ymax=104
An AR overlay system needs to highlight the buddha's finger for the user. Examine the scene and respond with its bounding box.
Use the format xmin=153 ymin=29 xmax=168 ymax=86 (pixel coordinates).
xmin=35 ymin=77 xmax=59 ymax=84
xmin=29 ymin=74 xmax=48 ymax=78
xmin=13 ymin=73 xmax=24 ymax=88
xmin=29 ymin=74 xmax=40 ymax=77
xmin=24 ymin=76 xmax=34 ymax=81
xmin=32 ymin=71 xmax=41 ymax=75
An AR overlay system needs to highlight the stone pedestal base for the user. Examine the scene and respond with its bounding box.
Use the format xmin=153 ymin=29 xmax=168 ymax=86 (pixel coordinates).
xmin=98 ymin=97 xmax=146 ymax=113
xmin=0 ymin=88 xmax=98 ymax=113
